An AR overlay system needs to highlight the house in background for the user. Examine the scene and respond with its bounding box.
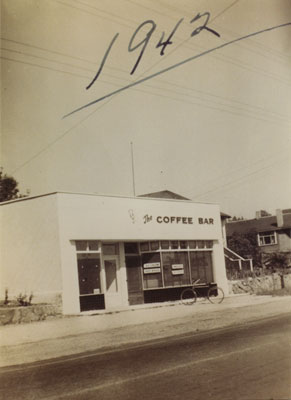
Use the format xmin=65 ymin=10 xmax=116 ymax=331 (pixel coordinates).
xmin=226 ymin=209 xmax=291 ymax=267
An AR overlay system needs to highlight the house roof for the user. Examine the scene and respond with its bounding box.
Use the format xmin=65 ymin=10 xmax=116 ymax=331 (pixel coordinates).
xmin=139 ymin=190 xmax=230 ymax=218
xmin=226 ymin=211 xmax=291 ymax=235
xmin=138 ymin=190 xmax=190 ymax=200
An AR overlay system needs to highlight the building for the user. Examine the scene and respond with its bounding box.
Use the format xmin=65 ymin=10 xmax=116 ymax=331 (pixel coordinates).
xmin=1 ymin=191 xmax=228 ymax=314
xmin=226 ymin=209 xmax=291 ymax=266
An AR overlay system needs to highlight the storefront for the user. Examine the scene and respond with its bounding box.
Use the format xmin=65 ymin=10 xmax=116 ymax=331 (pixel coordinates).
xmin=1 ymin=192 xmax=228 ymax=314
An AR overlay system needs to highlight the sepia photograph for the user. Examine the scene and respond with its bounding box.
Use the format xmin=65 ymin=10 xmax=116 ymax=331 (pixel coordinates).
xmin=1 ymin=0 xmax=291 ymax=399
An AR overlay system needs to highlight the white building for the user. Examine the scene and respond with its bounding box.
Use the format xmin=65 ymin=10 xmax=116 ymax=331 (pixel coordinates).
xmin=0 ymin=192 xmax=228 ymax=314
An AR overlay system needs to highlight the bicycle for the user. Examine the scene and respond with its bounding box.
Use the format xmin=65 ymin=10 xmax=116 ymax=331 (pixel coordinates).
xmin=180 ymin=279 xmax=225 ymax=305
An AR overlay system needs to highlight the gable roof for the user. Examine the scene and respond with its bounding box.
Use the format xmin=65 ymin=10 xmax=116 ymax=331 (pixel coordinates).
xmin=226 ymin=211 xmax=291 ymax=235
xmin=138 ymin=190 xmax=190 ymax=201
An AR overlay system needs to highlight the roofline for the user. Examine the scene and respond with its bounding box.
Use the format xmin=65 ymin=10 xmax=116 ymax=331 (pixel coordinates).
xmin=0 ymin=190 xmax=220 ymax=207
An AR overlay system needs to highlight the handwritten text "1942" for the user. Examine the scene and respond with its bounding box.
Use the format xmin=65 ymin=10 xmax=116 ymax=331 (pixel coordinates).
xmin=87 ymin=12 xmax=220 ymax=90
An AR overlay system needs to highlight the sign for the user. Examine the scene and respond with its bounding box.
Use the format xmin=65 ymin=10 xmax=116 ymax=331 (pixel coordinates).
xmin=144 ymin=268 xmax=161 ymax=274
xmin=143 ymin=262 xmax=160 ymax=269
xmin=172 ymin=264 xmax=184 ymax=269
xmin=172 ymin=270 xmax=184 ymax=275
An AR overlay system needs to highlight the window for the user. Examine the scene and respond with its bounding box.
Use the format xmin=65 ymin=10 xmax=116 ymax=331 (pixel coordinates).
xmin=77 ymin=254 xmax=102 ymax=294
xmin=190 ymin=251 xmax=213 ymax=283
xmin=142 ymin=252 xmax=163 ymax=289
xmin=124 ymin=242 xmax=139 ymax=254
xmin=102 ymin=243 xmax=118 ymax=255
xmin=75 ymin=241 xmax=100 ymax=252
xmin=258 ymin=231 xmax=277 ymax=246
xmin=162 ymin=252 xmax=190 ymax=287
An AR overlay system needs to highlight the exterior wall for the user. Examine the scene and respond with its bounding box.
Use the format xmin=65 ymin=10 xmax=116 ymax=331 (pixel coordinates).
xmin=277 ymin=230 xmax=291 ymax=252
xmin=1 ymin=192 xmax=228 ymax=315
xmin=0 ymin=195 xmax=62 ymax=304
xmin=56 ymin=193 xmax=228 ymax=314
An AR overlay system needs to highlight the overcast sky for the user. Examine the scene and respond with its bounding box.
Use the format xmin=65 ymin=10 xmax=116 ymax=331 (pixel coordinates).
xmin=1 ymin=0 xmax=291 ymax=218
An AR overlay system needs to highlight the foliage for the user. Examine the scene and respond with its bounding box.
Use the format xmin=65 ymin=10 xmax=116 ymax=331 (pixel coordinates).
xmin=229 ymin=216 xmax=245 ymax=221
xmin=0 ymin=168 xmax=27 ymax=202
xmin=265 ymin=252 xmax=289 ymax=271
xmin=4 ymin=289 xmax=9 ymax=305
xmin=16 ymin=293 xmax=33 ymax=307
xmin=227 ymin=230 xmax=261 ymax=266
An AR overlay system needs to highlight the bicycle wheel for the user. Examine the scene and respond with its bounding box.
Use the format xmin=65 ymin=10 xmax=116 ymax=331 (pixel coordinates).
xmin=207 ymin=287 xmax=224 ymax=304
xmin=181 ymin=288 xmax=197 ymax=305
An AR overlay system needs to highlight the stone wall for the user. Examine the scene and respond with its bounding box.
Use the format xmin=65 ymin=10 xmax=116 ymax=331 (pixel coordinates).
xmin=229 ymin=273 xmax=291 ymax=294
xmin=0 ymin=303 xmax=62 ymax=325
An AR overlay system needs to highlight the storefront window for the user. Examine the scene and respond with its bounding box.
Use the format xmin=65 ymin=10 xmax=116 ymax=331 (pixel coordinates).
xmin=142 ymin=252 xmax=163 ymax=289
xmin=124 ymin=242 xmax=139 ymax=254
xmin=162 ymin=252 xmax=190 ymax=287
xmin=190 ymin=251 xmax=213 ymax=283
xmin=150 ymin=241 xmax=159 ymax=251
xmin=179 ymin=241 xmax=187 ymax=249
xmin=76 ymin=241 xmax=87 ymax=251
xmin=102 ymin=243 xmax=118 ymax=255
xmin=161 ymin=241 xmax=170 ymax=249
xmin=75 ymin=240 xmax=100 ymax=252
xmin=88 ymin=241 xmax=99 ymax=251
xmin=77 ymin=254 xmax=102 ymax=295
xmin=189 ymin=241 xmax=197 ymax=249
xmin=171 ymin=241 xmax=179 ymax=249
xmin=140 ymin=242 xmax=150 ymax=252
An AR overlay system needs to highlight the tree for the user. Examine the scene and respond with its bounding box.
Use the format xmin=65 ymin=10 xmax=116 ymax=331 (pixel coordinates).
xmin=227 ymin=230 xmax=261 ymax=266
xmin=0 ymin=168 xmax=26 ymax=202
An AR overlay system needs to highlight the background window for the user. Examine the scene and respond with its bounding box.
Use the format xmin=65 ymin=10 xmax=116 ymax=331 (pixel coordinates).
xmin=258 ymin=232 xmax=276 ymax=246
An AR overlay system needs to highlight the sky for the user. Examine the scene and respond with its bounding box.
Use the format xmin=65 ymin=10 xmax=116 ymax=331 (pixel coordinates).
xmin=1 ymin=0 xmax=291 ymax=219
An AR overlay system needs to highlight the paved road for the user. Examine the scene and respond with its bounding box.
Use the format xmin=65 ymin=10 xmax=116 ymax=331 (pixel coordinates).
xmin=1 ymin=314 xmax=290 ymax=400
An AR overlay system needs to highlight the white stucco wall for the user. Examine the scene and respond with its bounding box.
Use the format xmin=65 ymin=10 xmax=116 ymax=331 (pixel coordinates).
xmin=1 ymin=192 xmax=228 ymax=314
xmin=56 ymin=193 xmax=228 ymax=313
xmin=0 ymin=194 xmax=62 ymax=303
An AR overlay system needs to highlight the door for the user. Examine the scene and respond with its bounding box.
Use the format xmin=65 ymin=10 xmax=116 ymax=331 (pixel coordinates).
xmin=103 ymin=255 xmax=122 ymax=309
xmin=125 ymin=255 xmax=144 ymax=305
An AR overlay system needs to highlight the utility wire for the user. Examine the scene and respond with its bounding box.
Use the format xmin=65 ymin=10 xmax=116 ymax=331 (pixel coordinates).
xmin=6 ymin=0 xmax=289 ymax=176
xmin=1 ymin=39 xmax=289 ymax=121
xmin=2 ymin=53 xmax=289 ymax=126
xmin=192 ymin=155 xmax=290 ymax=199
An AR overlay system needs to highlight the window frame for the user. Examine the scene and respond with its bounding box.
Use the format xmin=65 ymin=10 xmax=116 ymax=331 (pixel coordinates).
xmin=257 ymin=231 xmax=277 ymax=246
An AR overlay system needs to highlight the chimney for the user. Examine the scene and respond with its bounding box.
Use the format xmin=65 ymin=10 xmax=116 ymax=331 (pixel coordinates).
xmin=276 ymin=209 xmax=284 ymax=227
xmin=255 ymin=211 xmax=261 ymax=219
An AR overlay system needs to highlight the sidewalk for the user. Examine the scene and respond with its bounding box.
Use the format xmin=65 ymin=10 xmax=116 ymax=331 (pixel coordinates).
xmin=0 ymin=294 xmax=290 ymax=368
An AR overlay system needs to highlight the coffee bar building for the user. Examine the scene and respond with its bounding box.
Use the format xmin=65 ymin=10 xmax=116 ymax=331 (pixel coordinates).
xmin=1 ymin=192 xmax=228 ymax=314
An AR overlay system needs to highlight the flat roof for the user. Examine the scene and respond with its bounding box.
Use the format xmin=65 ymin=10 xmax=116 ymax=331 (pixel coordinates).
xmin=0 ymin=190 xmax=219 ymax=207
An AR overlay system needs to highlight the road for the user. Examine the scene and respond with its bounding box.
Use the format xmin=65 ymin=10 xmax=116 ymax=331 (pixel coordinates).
xmin=0 ymin=314 xmax=290 ymax=400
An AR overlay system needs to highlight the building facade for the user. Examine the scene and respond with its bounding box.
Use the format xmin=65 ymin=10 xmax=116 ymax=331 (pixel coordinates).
xmin=1 ymin=192 xmax=228 ymax=314
xmin=226 ymin=209 xmax=291 ymax=266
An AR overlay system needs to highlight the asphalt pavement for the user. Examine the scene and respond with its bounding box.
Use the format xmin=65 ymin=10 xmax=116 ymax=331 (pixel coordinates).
xmin=1 ymin=313 xmax=290 ymax=400
xmin=0 ymin=294 xmax=290 ymax=368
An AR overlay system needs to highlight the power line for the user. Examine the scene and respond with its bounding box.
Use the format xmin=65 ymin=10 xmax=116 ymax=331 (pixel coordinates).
xmin=2 ymin=40 xmax=289 ymax=122
xmin=63 ymin=22 xmax=291 ymax=118
xmin=192 ymin=155 xmax=290 ymax=199
xmin=190 ymin=148 xmax=291 ymax=196
xmin=2 ymin=48 xmax=289 ymax=126
xmin=6 ymin=1 xmax=290 ymax=175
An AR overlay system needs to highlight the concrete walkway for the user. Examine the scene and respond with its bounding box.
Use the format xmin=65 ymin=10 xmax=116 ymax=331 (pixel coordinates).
xmin=0 ymin=294 xmax=290 ymax=368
